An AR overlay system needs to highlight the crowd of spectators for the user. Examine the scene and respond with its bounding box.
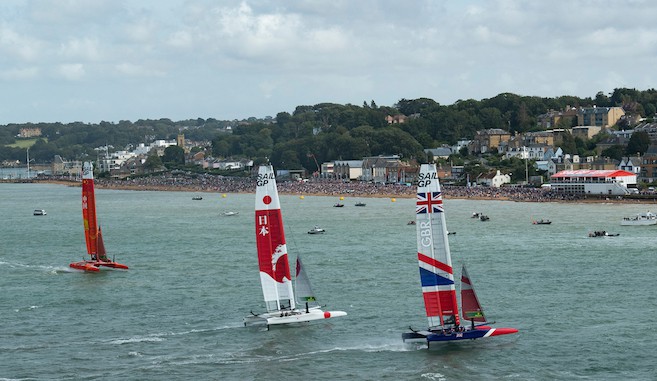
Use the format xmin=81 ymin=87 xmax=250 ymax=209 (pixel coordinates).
xmin=81 ymin=173 xmax=585 ymax=203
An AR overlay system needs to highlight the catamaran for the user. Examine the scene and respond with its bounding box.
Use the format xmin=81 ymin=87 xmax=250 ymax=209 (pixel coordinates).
xmin=402 ymin=164 xmax=517 ymax=345
xmin=244 ymin=165 xmax=346 ymax=327
xmin=69 ymin=162 xmax=128 ymax=272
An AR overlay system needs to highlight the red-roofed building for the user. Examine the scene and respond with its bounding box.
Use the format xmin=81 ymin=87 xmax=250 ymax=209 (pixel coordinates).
xmin=550 ymin=170 xmax=637 ymax=195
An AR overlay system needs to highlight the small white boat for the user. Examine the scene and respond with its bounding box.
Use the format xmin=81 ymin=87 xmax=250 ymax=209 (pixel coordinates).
xmin=620 ymin=211 xmax=657 ymax=226
xmin=224 ymin=211 xmax=239 ymax=216
xmin=307 ymin=226 xmax=325 ymax=234
xmin=33 ymin=209 xmax=47 ymax=216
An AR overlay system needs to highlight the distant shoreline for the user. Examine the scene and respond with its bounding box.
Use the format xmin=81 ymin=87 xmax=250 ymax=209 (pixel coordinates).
xmin=15 ymin=177 xmax=657 ymax=205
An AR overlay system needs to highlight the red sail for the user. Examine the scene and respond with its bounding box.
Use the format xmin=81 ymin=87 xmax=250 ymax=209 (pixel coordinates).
xmin=97 ymin=226 xmax=108 ymax=261
xmin=82 ymin=176 xmax=98 ymax=257
xmin=460 ymin=265 xmax=487 ymax=323
xmin=255 ymin=209 xmax=291 ymax=283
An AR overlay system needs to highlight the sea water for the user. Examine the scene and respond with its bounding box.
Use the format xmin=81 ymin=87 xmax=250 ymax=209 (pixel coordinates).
xmin=1 ymin=183 xmax=656 ymax=380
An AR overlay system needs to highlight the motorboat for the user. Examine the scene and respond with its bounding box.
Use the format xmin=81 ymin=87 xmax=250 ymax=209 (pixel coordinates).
xmin=620 ymin=211 xmax=657 ymax=226
xmin=333 ymin=203 xmax=344 ymax=207
xmin=192 ymin=196 xmax=203 ymax=200
xmin=588 ymin=230 xmax=619 ymax=237
xmin=355 ymin=202 xmax=366 ymax=207
xmin=33 ymin=209 xmax=47 ymax=216
xmin=224 ymin=211 xmax=239 ymax=216
xmin=308 ymin=226 xmax=325 ymax=234
xmin=479 ymin=215 xmax=490 ymax=221
xmin=532 ymin=219 xmax=552 ymax=225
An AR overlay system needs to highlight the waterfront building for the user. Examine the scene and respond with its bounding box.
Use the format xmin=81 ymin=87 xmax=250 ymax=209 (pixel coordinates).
xmin=333 ymin=160 xmax=363 ymax=180
xmin=550 ymin=169 xmax=636 ymax=195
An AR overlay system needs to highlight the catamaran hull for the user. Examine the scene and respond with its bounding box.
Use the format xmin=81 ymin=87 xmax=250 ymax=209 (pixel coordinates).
xmin=69 ymin=261 xmax=129 ymax=272
xmin=402 ymin=326 xmax=518 ymax=343
xmin=244 ymin=308 xmax=347 ymax=327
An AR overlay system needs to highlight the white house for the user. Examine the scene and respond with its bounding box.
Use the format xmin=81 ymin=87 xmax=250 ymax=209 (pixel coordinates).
xmin=478 ymin=170 xmax=511 ymax=187
xmin=618 ymin=156 xmax=641 ymax=175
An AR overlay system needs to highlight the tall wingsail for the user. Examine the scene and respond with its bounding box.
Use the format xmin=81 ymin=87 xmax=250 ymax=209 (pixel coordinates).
xmin=416 ymin=163 xmax=459 ymax=328
xmin=460 ymin=264 xmax=486 ymax=323
xmin=295 ymin=255 xmax=319 ymax=309
xmin=255 ymin=165 xmax=296 ymax=312
xmin=81 ymin=162 xmax=98 ymax=258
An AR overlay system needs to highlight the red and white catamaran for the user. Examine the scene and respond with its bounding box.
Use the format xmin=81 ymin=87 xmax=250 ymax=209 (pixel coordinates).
xmin=69 ymin=162 xmax=128 ymax=272
xmin=402 ymin=164 xmax=517 ymax=345
xmin=244 ymin=165 xmax=346 ymax=327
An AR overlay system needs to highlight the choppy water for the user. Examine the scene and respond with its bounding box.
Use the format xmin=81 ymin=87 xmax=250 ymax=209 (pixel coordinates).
xmin=1 ymin=183 xmax=656 ymax=380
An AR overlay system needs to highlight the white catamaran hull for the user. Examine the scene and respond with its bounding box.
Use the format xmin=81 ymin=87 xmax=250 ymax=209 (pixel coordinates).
xmin=244 ymin=307 xmax=347 ymax=327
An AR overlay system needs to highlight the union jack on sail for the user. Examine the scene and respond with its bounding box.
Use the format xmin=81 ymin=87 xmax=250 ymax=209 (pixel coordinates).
xmin=416 ymin=192 xmax=443 ymax=214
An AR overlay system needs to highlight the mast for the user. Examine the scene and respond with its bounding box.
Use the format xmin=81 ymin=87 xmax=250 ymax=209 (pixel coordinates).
xmin=26 ymin=147 xmax=30 ymax=179
xmin=416 ymin=164 xmax=459 ymax=328
xmin=255 ymin=165 xmax=296 ymax=312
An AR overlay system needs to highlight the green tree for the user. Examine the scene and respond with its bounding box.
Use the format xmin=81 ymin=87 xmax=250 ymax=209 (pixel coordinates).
xmin=162 ymin=145 xmax=185 ymax=165
xmin=602 ymin=145 xmax=625 ymax=161
xmin=143 ymin=151 xmax=163 ymax=171
xmin=560 ymin=132 xmax=577 ymax=154
xmin=625 ymin=131 xmax=651 ymax=155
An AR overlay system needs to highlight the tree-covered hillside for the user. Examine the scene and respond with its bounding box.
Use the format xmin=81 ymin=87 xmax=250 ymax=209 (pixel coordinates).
xmin=0 ymin=118 xmax=231 ymax=163
xmin=2 ymin=88 xmax=657 ymax=172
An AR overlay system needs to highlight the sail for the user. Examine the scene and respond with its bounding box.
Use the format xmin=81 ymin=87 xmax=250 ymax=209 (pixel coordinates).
xmin=295 ymin=255 xmax=319 ymax=308
xmin=81 ymin=162 xmax=99 ymax=257
xmin=460 ymin=264 xmax=486 ymax=323
xmin=416 ymin=164 xmax=460 ymax=328
xmin=97 ymin=226 xmax=109 ymax=261
xmin=255 ymin=165 xmax=296 ymax=312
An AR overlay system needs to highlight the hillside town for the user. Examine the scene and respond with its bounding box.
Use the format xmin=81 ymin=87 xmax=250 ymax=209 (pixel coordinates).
xmin=6 ymin=104 xmax=657 ymax=198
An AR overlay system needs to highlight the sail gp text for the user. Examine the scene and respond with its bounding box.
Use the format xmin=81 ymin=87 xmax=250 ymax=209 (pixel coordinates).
xmin=417 ymin=171 xmax=439 ymax=187
xmin=419 ymin=220 xmax=432 ymax=247
xmin=257 ymin=172 xmax=275 ymax=186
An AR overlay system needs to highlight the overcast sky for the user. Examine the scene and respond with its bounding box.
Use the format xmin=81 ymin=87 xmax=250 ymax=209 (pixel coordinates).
xmin=1 ymin=0 xmax=656 ymax=124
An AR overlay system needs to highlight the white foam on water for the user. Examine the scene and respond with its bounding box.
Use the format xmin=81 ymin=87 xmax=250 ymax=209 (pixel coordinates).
xmin=107 ymin=336 xmax=165 ymax=345
xmin=420 ymin=373 xmax=447 ymax=381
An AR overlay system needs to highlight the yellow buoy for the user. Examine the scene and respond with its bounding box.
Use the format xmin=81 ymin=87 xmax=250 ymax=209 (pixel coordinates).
xmin=391 ymin=198 xmax=396 ymax=202
xmin=339 ymin=196 xmax=344 ymax=200
xmin=300 ymin=195 xmax=305 ymax=199
xmin=222 ymin=194 xmax=227 ymax=198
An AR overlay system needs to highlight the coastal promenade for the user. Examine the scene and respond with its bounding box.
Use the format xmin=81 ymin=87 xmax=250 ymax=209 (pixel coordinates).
xmin=25 ymin=173 xmax=605 ymax=203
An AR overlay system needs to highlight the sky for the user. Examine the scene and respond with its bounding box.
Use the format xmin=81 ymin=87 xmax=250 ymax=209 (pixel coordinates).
xmin=1 ymin=0 xmax=656 ymax=124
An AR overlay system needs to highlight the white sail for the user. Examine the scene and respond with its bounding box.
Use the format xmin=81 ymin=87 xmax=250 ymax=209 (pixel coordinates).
xmin=295 ymin=255 xmax=319 ymax=309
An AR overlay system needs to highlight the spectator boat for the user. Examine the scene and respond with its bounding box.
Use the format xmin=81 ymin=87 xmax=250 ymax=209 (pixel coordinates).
xmin=620 ymin=211 xmax=657 ymax=226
